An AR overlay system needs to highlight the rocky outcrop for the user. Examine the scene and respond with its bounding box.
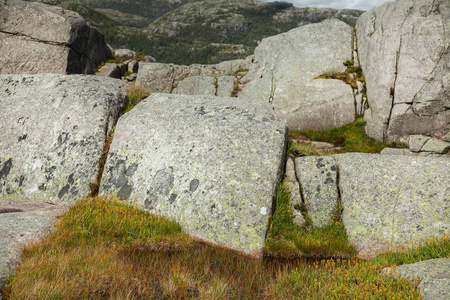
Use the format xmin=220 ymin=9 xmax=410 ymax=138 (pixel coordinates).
xmin=356 ymin=0 xmax=449 ymax=143
xmin=383 ymin=258 xmax=450 ymax=300
xmin=136 ymin=59 xmax=249 ymax=94
xmin=284 ymin=153 xmax=449 ymax=258
xmin=0 ymin=0 xmax=111 ymax=75
xmin=239 ymin=19 xmax=357 ymax=131
xmin=381 ymin=134 xmax=450 ymax=157
xmin=0 ymin=196 xmax=66 ymax=292
xmin=100 ymin=93 xmax=287 ymax=256
xmin=334 ymin=153 xmax=449 ymax=258
xmin=0 ymin=74 xmax=128 ymax=203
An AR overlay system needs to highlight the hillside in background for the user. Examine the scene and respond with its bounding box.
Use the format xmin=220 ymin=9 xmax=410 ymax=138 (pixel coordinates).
xmin=24 ymin=0 xmax=363 ymax=64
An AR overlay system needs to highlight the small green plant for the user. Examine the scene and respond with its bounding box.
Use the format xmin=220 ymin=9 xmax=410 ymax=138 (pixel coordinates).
xmin=231 ymin=81 xmax=240 ymax=97
xmin=123 ymin=71 xmax=133 ymax=77
xmin=289 ymin=117 xmax=388 ymax=154
xmin=265 ymin=183 xmax=356 ymax=258
xmin=125 ymin=84 xmax=151 ymax=113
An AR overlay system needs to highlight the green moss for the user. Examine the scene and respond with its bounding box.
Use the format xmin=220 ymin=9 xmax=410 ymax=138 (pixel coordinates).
xmin=289 ymin=118 xmax=388 ymax=154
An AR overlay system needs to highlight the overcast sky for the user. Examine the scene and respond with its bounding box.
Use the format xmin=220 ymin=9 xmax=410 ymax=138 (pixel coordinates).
xmin=260 ymin=0 xmax=392 ymax=11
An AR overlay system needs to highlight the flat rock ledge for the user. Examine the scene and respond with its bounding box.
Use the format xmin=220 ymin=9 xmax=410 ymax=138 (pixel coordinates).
xmin=0 ymin=74 xmax=128 ymax=203
xmin=0 ymin=196 xmax=66 ymax=295
xmin=383 ymin=258 xmax=450 ymax=300
xmin=100 ymin=93 xmax=287 ymax=256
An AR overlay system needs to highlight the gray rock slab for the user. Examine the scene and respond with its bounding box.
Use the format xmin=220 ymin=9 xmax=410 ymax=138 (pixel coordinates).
xmin=383 ymin=258 xmax=450 ymax=300
xmin=409 ymin=135 xmax=431 ymax=152
xmin=380 ymin=148 xmax=417 ymax=156
xmin=100 ymin=93 xmax=287 ymax=256
xmin=333 ymin=153 xmax=450 ymax=258
xmin=421 ymin=138 xmax=450 ymax=154
xmin=0 ymin=0 xmax=110 ymax=74
xmin=284 ymin=181 xmax=305 ymax=226
xmin=284 ymin=157 xmax=297 ymax=183
xmin=173 ymin=76 xmax=216 ymax=96
xmin=95 ymin=63 xmax=121 ymax=79
xmin=356 ymin=0 xmax=449 ymax=142
xmin=239 ymin=19 xmax=356 ymax=131
xmin=295 ymin=156 xmax=339 ymax=227
xmin=217 ymin=76 xmax=236 ymax=97
xmin=114 ymin=49 xmax=135 ymax=58
xmin=0 ymin=195 xmax=66 ymax=292
xmin=0 ymin=74 xmax=128 ymax=203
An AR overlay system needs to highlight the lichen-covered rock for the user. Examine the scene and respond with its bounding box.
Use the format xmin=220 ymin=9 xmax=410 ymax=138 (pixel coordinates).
xmin=284 ymin=181 xmax=305 ymax=226
xmin=173 ymin=76 xmax=216 ymax=96
xmin=217 ymin=76 xmax=235 ymax=97
xmin=356 ymin=0 xmax=449 ymax=142
xmin=333 ymin=153 xmax=450 ymax=258
xmin=295 ymin=156 xmax=339 ymax=227
xmin=0 ymin=195 xmax=66 ymax=291
xmin=96 ymin=63 xmax=122 ymax=79
xmin=0 ymin=74 xmax=128 ymax=203
xmin=239 ymin=19 xmax=356 ymax=131
xmin=0 ymin=0 xmax=111 ymax=74
xmin=383 ymin=258 xmax=450 ymax=300
xmin=100 ymin=93 xmax=287 ymax=256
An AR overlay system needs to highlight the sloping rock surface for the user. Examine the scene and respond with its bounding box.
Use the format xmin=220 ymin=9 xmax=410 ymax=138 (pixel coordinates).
xmin=100 ymin=93 xmax=287 ymax=256
xmin=383 ymin=258 xmax=450 ymax=300
xmin=239 ymin=19 xmax=356 ymax=131
xmin=0 ymin=0 xmax=111 ymax=74
xmin=0 ymin=74 xmax=128 ymax=203
xmin=356 ymin=0 xmax=449 ymax=142
xmin=333 ymin=153 xmax=450 ymax=258
xmin=173 ymin=76 xmax=216 ymax=96
xmin=0 ymin=196 xmax=66 ymax=293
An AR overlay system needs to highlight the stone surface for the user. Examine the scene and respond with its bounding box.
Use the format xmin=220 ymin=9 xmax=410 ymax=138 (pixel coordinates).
xmin=356 ymin=0 xmax=450 ymax=142
xmin=136 ymin=59 xmax=249 ymax=94
xmin=100 ymin=93 xmax=287 ymax=256
xmin=95 ymin=63 xmax=121 ymax=79
xmin=173 ymin=76 xmax=216 ymax=96
xmin=128 ymin=60 xmax=139 ymax=74
xmin=239 ymin=19 xmax=356 ymax=131
xmin=114 ymin=48 xmax=135 ymax=58
xmin=421 ymin=138 xmax=450 ymax=154
xmin=0 ymin=0 xmax=111 ymax=74
xmin=409 ymin=135 xmax=431 ymax=152
xmin=217 ymin=76 xmax=235 ymax=97
xmin=0 ymin=74 xmax=128 ymax=203
xmin=295 ymin=156 xmax=339 ymax=227
xmin=333 ymin=153 xmax=450 ymax=258
xmin=380 ymin=148 xmax=416 ymax=156
xmin=0 ymin=195 xmax=66 ymax=292
xmin=284 ymin=181 xmax=305 ymax=226
xmin=284 ymin=157 xmax=297 ymax=183
xmin=383 ymin=258 xmax=450 ymax=300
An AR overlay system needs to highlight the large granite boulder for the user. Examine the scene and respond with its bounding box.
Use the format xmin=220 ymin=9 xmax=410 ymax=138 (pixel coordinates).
xmin=356 ymin=0 xmax=449 ymax=142
xmin=333 ymin=153 xmax=450 ymax=258
xmin=0 ymin=74 xmax=128 ymax=203
xmin=100 ymin=93 xmax=287 ymax=256
xmin=136 ymin=59 xmax=249 ymax=94
xmin=0 ymin=0 xmax=111 ymax=74
xmin=0 ymin=196 xmax=66 ymax=292
xmin=239 ymin=19 xmax=356 ymax=131
xmin=383 ymin=258 xmax=450 ymax=300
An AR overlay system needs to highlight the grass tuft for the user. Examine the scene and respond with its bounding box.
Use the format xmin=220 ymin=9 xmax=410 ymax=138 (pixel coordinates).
xmin=289 ymin=117 xmax=388 ymax=154
xmin=125 ymin=84 xmax=151 ymax=113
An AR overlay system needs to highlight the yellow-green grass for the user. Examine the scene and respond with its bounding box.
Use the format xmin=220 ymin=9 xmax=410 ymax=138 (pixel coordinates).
xmin=5 ymin=195 xmax=448 ymax=299
xmin=265 ymin=183 xmax=356 ymax=258
xmin=289 ymin=117 xmax=389 ymax=155
xmin=125 ymin=84 xmax=151 ymax=113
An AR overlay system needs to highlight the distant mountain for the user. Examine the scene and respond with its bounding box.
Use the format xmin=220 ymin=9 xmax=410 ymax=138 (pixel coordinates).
xmin=24 ymin=0 xmax=363 ymax=64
